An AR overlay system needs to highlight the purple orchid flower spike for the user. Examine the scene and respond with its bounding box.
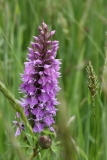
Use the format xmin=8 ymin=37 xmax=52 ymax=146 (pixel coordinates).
xmin=15 ymin=21 xmax=61 ymax=135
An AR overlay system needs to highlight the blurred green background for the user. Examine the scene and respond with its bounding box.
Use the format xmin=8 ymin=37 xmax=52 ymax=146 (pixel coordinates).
xmin=0 ymin=0 xmax=107 ymax=159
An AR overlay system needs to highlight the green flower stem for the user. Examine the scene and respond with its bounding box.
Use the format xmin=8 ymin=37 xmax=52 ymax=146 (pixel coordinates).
xmin=0 ymin=81 xmax=33 ymax=134
xmin=30 ymin=148 xmax=42 ymax=160
xmin=30 ymin=148 xmax=37 ymax=160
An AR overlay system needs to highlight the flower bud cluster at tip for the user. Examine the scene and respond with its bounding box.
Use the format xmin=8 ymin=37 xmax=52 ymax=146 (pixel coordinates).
xmin=14 ymin=21 xmax=61 ymax=136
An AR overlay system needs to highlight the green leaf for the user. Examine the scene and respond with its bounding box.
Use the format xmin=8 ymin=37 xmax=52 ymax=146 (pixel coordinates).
xmin=19 ymin=142 xmax=32 ymax=148
xmin=51 ymin=141 xmax=63 ymax=153
xmin=77 ymin=146 xmax=89 ymax=160
xmin=26 ymin=147 xmax=33 ymax=156
xmin=26 ymin=133 xmax=33 ymax=146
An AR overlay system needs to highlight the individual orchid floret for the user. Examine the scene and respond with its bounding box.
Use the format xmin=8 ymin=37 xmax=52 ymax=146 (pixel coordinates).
xmin=15 ymin=21 xmax=61 ymax=135
xmin=13 ymin=121 xmax=25 ymax=136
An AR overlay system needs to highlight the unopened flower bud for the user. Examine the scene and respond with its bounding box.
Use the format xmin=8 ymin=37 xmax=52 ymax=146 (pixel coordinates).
xmin=42 ymin=21 xmax=48 ymax=32
xmin=38 ymin=136 xmax=52 ymax=149
xmin=38 ymin=26 xmax=42 ymax=33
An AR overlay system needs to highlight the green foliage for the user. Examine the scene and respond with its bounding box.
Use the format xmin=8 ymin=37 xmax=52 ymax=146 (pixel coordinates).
xmin=0 ymin=0 xmax=107 ymax=159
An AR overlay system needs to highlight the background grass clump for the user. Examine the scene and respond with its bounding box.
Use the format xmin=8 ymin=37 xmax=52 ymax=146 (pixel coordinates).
xmin=0 ymin=0 xmax=107 ymax=159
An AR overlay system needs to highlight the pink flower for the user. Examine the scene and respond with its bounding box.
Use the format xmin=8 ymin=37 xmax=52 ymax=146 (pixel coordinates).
xmin=14 ymin=21 xmax=61 ymax=135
